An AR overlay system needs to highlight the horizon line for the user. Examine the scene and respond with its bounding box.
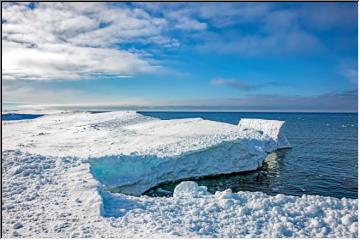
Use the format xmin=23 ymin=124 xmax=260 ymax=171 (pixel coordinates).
xmin=2 ymin=108 xmax=358 ymax=114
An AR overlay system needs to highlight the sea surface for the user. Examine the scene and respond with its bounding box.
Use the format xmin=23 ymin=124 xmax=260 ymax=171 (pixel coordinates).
xmin=2 ymin=111 xmax=358 ymax=199
xmin=2 ymin=113 xmax=44 ymax=120
xmin=139 ymin=112 xmax=358 ymax=199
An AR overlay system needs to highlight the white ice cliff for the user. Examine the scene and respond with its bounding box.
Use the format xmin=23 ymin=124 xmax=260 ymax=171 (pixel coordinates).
xmin=238 ymin=118 xmax=292 ymax=150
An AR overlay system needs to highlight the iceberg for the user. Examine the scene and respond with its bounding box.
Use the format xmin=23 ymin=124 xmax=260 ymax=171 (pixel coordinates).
xmin=3 ymin=111 xmax=291 ymax=196
xmin=4 ymin=111 xmax=291 ymax=196
xmin=87 ymin=114 xmax=291 ymax=196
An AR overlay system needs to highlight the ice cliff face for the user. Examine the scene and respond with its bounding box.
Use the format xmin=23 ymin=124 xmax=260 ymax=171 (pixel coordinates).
xmin=238 ymin=118 xmax=291 ymax=150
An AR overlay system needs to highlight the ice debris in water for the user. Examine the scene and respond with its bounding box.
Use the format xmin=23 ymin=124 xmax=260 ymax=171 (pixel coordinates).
xmin=173 ymin=181 xmax=210 ymax=197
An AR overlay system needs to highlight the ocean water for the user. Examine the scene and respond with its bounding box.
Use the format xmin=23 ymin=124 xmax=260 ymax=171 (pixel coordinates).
xmin=139 ymin=112 xmax=358 ymax=199
xmin=2 ymin=113 xmax=44 ymax=120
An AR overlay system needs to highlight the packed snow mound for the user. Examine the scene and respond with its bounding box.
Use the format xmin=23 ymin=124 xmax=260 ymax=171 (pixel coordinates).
xmin=238 ymin=118 xmax=291 ymax=149
xmin=173 ymin=181 xmax=210 ymax=197
xmin=2 ymin=111 xmax=291 ymax=196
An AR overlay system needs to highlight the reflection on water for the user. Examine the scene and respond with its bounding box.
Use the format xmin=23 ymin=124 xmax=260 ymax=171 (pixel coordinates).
xmin=263 ymin=151 xmax=282 ymax=177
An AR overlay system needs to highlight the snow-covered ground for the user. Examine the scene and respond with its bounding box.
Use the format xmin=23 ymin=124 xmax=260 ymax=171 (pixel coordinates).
xmin=2 ymin=111 xmax=358 ymax=238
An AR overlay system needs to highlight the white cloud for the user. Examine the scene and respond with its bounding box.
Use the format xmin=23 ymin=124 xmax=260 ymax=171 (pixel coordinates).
xmin=211 ymin=79 xmax=257 ymax=91
xmin=3 ymin=2 xmax=355 ymax=83
xmin=299 ymin=3 xmax=357 ymax=31
xmin=3 ymin=40 xmax=158 ymax=81
xmin=341 ymin=68 xmax=358 ymax=84
xmin=193 ymin=6 xmax=326 ymax=56
xmin=338 ymin=61 xmax=358 ymax=84
xmin=336 ymin=58 xmax=359 ymax=84
xmin=210 ymin=78 xmax=281 ymax=91
xmin=155 ymin=90 xmax=357 ymax=112
xmin=136 ymin=2 xmax=354 ymax=57
xmin=2 ymin=2 xmax=170 ymax=81
xmin=135 ymin=2 xmax=269 ymax=28
xmin=2 ymin=1 xmax=356 ymax=92
xmin=2 ymin=80 xmax=152 ymax=106
xmin=195 ymin=3 xmax=271 ymax=27
xmin=2 ymin=84 xmax=86 ymax=104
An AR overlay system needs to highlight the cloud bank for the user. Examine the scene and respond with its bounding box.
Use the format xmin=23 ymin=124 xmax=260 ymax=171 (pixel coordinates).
xmin=211 ymin=79 xmax=280 ymax=91
xmin=2 ymin=2 xmax=168 ymax=81
xmin=3 ymin=2 xmax=356 ymax=81
xmin=6 ymin=90 xmax=357 ymax=112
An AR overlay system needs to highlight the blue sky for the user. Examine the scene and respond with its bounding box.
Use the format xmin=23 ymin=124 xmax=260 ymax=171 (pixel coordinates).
xmin=2 ymin=2 xmax=358 ymax=111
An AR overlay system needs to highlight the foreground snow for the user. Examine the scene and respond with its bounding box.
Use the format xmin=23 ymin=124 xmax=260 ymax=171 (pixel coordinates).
xmin=2 ymin=151 xmax=358 ymax=238
xmin=2 ymin=111 xmax=358 ymax=238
